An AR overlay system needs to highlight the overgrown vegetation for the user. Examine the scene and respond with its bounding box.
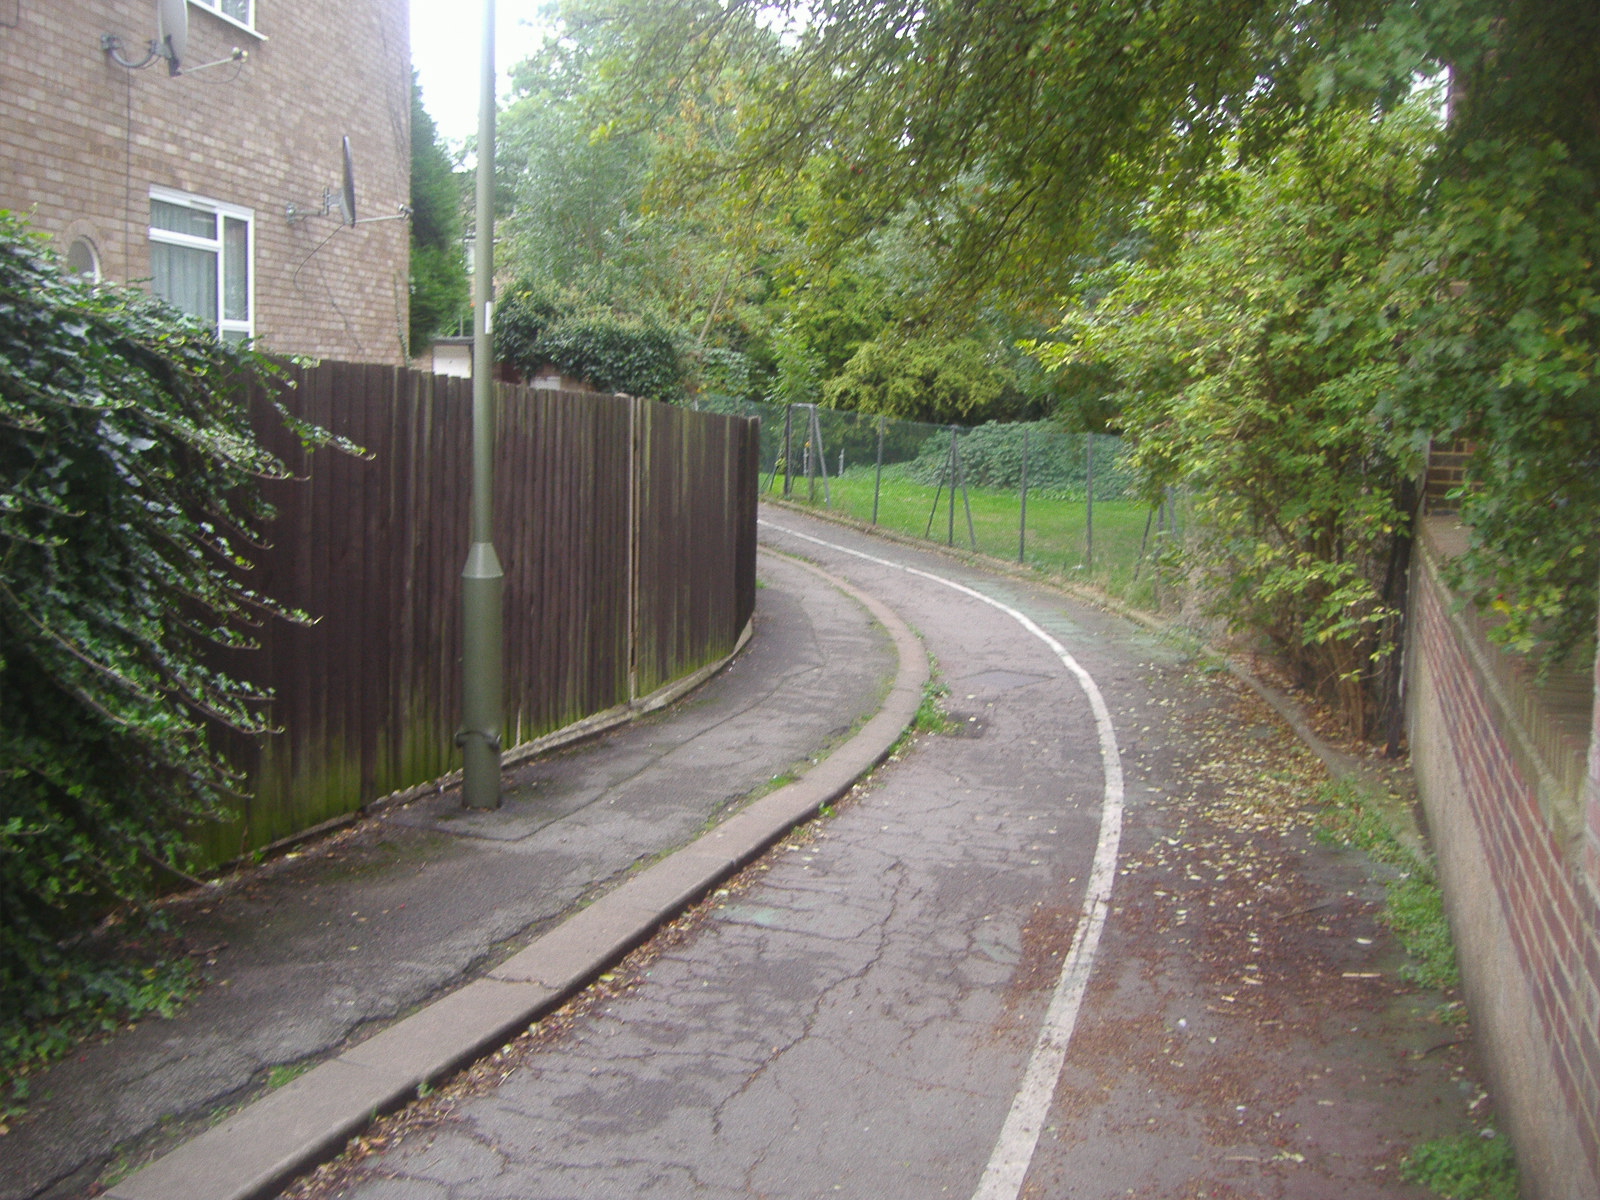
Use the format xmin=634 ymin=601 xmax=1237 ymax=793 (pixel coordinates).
xmin=0 ymin=211 xmax=343 ymax=1115
xmin=507 ymin=0 xmax=1600 ymax=738
xmin=1402 ymin=1132 xmax=1520 ymax=1200
xmin=1314 ymin=778 xmax=1458 ymax=991
xmin=1046 ymin=104 xmax=1432 ymax=737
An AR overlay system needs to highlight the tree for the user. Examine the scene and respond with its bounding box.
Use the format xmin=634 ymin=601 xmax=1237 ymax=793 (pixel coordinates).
xmin=825 ymin=333 xmax=1010 ymax=424
xmin=572 ymin=0 xmax=1400 ymax=308
xmin=498 ymin=43 xmax=653 ymax=297
xmin=1046 ymin=104 xmax=1436 ymax=735
xmin=0 ymin=212 xmax=344 ymax=1071
xmin=497 ymin=26 xmax=779 ymax=365
xmin=409 ymin=76 xmax=469 ymax=351
xmin=559 ymin=0 xmax=1600 ymax=674
xmin=1381 ymin=0 xmax=1600 ymax=665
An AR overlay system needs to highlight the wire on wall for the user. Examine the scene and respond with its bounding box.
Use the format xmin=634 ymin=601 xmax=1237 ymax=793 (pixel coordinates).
xmin=123 ymin=59 xmax=135 ymax=279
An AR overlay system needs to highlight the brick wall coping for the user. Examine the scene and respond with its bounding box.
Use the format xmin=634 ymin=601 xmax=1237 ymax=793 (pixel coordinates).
xmin=1417 ymin=517 xmax=1594 ymax=854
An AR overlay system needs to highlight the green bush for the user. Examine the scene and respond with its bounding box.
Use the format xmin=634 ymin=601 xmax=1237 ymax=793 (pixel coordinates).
xmin=822 ymin=334 xmax=1006 ymax=423
xmin=904 ymin=420 xmax=1138 ymax=499
xmin=495 ymin=280 xmax=688 ymax=402
xmin=0 ymin=211 xmax=340 ymax=1098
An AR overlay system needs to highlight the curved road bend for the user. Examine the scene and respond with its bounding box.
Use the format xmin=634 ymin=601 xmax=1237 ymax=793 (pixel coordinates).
xmin=310 ymin=506 xmax=1476 ymax=1200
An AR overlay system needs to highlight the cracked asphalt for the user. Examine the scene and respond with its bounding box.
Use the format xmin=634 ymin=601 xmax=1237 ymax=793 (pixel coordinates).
xmin=283 ymin=508 xmax=1487 ymax=1200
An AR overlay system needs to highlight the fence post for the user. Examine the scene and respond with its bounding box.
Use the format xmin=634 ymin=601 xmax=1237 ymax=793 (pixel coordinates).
xmin=872 ymin=415 xmax=885 ymax=526
xmin=782 ymin=404 xmax=794 ymax=498
xmin=1018 ymin=425 xmax=1030 ymax=564
xmin=924 ymin=450 xmax=947 ymax=539
xmin=1133 ymin=506 xmax=1155 ymax=582
xmin=947 ymin=426 xmax=958 ymax=546
xmin=804 ymin=405 xmax=815 ymax=504
xmin=810 ymin=404 xmax=832 ymax=507
xmin=955 ymin=429 xmax=977 ymax=550
xmin=1085 ymin=433 xmax=1095 ymax=576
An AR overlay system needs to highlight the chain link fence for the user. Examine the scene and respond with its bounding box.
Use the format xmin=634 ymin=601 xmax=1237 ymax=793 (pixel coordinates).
xmin=697 ymin=398 xmax=1184 ymax=596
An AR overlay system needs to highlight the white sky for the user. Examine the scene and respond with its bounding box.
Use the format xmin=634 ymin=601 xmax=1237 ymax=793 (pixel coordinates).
xmin=410 ymin=1 xmax=551 ymax=146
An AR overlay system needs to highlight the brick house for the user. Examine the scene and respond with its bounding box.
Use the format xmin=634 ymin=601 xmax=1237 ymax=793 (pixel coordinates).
xmin=0 ymin=0 xmax=411 ymax=365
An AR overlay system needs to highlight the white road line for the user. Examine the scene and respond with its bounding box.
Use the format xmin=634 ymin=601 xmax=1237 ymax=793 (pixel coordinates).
xmin=759 ymin=519 xmax=1125 ymax=1200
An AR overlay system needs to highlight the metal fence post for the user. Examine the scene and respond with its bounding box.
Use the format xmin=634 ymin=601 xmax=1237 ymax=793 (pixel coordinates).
xmin=955 ymin=429 xmax=977 ymax=550
xmin=810 ymin=404 xmax=832 ymax=507
xmin=1085 ymin=433 xmax=1095 ymax=576
xmin=782 ymin=404 xmax=794 ymax=497
xmin=872 ymin=415 xmax=885 ymax=526
xmin=947 ymin=426 xmax=958 ymax=546
xmin=1018 ymin=425 xmax=1030 ymax=564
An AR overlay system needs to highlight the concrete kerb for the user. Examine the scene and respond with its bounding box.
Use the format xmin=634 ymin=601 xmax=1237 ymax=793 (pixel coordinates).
xmin=103 ymin=552 xmax=928 ymax=1200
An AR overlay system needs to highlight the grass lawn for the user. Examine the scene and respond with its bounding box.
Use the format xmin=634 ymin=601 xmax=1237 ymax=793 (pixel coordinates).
xmin=768 ymin=466 xmax=1173 ymax=603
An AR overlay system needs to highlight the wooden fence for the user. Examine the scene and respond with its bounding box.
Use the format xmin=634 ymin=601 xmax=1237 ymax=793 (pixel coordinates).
xmin=203 ymin=362 xmax=759 ymax=860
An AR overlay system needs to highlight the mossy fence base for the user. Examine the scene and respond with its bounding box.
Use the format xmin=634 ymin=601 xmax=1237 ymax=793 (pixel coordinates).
xmin=204 ymin=363 xmax=758 ymax=863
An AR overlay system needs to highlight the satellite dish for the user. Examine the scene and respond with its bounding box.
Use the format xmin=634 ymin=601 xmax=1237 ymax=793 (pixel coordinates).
xmin=339 ymin=136 xmax=357 ymax=225
xmin=156 ymin=0 xmax=188 ymax=74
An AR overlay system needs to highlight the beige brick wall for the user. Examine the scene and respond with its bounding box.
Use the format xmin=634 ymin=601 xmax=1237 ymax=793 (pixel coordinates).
xmin=0 ymin=0 xmax=411 ymax=365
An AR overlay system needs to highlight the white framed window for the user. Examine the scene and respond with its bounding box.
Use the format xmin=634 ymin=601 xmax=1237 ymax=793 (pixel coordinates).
xmin=190 ymin=0 xmax=255 ymax=32
xmin=149 ymin=187 xmax=254 ymax=343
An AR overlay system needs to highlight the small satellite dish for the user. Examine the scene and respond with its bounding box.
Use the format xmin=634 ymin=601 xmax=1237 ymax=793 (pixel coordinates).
xmin=339 ymin=136 xmax=358 ymax=225
xmin=156 ymin=0 xmax=188 ymax=74
xmin=103 ymin=0 xmax=243 ymax=77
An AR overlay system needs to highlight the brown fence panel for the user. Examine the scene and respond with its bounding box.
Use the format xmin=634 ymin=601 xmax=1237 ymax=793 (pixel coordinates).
xmin=633 ymin=400 xmax=760 ymax=696
xmin=497 ymin=387 xmax=633 ymax=745
xmin=201 ymin=365 xmax=472 ymax=858
xmin=200 ymin=367 xmax=754 ymax=862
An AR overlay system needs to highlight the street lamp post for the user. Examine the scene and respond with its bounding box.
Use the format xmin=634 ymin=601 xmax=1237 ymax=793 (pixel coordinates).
xmin=460 ymin=0 xmax=503 ymax=809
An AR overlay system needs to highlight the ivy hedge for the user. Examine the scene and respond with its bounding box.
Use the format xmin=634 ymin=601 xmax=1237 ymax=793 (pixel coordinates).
xmin=0 ymin=212 xmax=342 ymax=1101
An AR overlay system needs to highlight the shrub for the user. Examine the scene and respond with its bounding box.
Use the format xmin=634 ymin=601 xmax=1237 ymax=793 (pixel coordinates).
xmin=495 ymin=280 xmax=688 ymax=401
xmin=904 ymin=420 xmax=1138 ymax=499
xmin=0 ymin=210 xmax=340 ymax=1090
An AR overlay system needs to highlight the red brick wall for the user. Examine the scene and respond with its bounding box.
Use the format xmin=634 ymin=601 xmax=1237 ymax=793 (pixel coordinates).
xmin=1589 ymin=646 xmax=1600 ymax=909
xmin=1408 ymin=518 xmax=1600 ymax=1199
xmin=0 ymin=0 xmax=410 ymax=364
xmin=1423 ymin=438 xmax=1476 ymax=514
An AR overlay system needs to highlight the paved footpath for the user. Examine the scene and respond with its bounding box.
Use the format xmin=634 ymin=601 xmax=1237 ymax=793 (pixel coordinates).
xmin=6 ymin=550 xmax=900 ymax=1200
xmin=274 ymin=508 xmax=1485 ymax=1200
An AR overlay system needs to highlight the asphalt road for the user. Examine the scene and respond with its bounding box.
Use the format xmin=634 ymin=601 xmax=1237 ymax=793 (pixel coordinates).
xmin=7 ymin=549 xmax=894 ymax=1200
xmin=285 ymin=508 xmax=1482 ymax=1200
